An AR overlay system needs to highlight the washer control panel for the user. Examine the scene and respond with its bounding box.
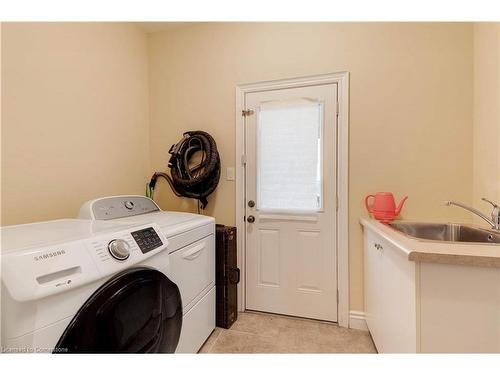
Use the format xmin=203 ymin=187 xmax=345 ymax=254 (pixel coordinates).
xmin=2 ymin=222 xmax=169 ymax=302
xmin=85 ymin=223 xmax=168 ymax=276
xmin=131 ymin=227 xmax=163 ymax=254
xmin=81 ymin=196 xmax=161 ymax=220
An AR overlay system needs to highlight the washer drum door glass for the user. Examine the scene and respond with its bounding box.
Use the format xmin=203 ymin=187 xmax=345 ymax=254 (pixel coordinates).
xmin=54 ymin=268 xmax=182 ymax=353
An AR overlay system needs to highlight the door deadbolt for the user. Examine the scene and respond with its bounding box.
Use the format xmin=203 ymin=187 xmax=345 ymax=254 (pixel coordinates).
xmin=248 ymin=200 xmax=255 ymax=208
xmin=247 ymin=215 xmax=255 ymax=223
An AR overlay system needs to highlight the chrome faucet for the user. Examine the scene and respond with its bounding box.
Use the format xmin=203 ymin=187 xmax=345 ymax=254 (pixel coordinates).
xmin=445 ymin=198 xmax=500 ymax=231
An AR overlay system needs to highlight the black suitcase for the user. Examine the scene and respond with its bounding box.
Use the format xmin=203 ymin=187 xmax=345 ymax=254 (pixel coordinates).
xmin=215 ymin=224 xmax=240 ymax=329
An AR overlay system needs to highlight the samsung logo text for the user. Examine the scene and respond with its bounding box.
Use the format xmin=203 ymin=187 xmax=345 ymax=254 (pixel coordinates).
xmin=34 ymin=250 xmax=66 ymax=261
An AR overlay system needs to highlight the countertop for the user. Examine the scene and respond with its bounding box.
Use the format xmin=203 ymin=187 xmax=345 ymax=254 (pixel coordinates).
xmin=360 ymin=218 xmax=500 ymax=268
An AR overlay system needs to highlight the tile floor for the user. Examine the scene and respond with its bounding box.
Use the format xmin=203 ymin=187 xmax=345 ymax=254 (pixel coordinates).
xmin=199 ymin=311 xmax=377 ymax=353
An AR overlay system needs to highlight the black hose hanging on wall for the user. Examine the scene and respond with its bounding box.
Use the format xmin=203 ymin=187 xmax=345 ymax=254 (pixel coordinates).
xmin=147 ymin=131 xmax=221 ymax=209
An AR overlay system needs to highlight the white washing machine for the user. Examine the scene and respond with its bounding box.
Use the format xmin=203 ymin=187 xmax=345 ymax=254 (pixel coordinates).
xmin=1 ymin=218 xmax=183 ymax=353
xmin=78 ymin=195 xmax=216 ymax=353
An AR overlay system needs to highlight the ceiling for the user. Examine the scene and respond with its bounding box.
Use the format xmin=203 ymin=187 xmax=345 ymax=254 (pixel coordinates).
xmin=135 ymin=22 xmax=196 ymax=33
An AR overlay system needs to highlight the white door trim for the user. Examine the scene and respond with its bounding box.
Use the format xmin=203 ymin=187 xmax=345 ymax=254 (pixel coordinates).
xmin=235 ymin=72 xmax=350 ymax=328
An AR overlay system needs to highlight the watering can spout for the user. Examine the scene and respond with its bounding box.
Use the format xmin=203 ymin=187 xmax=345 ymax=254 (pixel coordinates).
xmin=395 ymin=196 xmax=408 ymax=216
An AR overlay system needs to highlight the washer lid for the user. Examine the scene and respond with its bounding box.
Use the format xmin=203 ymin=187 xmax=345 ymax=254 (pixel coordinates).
xmin=104 ymin=211 xmax=214 ymax=237
xmin=114 ymin=210 xmax=211 ymax=226
xmin=1 ymin=219 xmax=140 ymax=254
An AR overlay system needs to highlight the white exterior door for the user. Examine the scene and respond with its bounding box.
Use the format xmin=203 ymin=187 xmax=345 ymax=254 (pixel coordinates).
xmin=244 ymin=84 xmax=338 ymax=322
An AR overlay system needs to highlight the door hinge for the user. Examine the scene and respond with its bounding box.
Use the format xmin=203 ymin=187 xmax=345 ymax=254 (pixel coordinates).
xmin=336 ymin=196 xmax=339 ymax=212
xmin=336 ymin=101 xmax=340 ymax=118
xmin=242 ymin=109 xmax=255 ymax=117
xmin=337 ymin=289 xmax=339 ymax=301
xmin=241 ymin=154 xmax=247 ymax=165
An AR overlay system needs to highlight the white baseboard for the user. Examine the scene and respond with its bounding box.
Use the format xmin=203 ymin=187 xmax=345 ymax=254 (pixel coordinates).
xmin=349 ymin=310 xmax=368 ymax=331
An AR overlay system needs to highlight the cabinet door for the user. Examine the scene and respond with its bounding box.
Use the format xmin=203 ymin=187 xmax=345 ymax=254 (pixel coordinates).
xmin=364 ymin=230 xmax=382 ymax=349
xmin=363 ymin=228 xmax=417 ymax=353
xmin=377 ymin=235 xmax=417 ymax=352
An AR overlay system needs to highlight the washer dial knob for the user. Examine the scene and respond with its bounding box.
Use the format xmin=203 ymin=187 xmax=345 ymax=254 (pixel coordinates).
xmin=124 ymin=201 xmax=135 ymax=210
xmin=108 ymin=239 xmax=131 ymax=260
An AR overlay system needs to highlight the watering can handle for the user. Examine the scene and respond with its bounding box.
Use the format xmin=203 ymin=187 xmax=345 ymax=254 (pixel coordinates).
xmin=365 ymin=195 xmax=376 ymax=214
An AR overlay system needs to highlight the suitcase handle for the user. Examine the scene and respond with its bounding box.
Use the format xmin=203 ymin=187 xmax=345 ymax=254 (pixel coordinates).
xmin=228 ymin=267 xmax=240 ymax=284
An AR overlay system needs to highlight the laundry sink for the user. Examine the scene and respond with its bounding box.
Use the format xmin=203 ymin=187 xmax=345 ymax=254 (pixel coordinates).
xmin=388 ymin=222 xmax=500 ymax=244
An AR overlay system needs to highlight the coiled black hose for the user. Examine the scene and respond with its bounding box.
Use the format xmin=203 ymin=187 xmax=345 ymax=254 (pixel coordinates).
xmin=148 ymin=131 xmax=220 ymax=209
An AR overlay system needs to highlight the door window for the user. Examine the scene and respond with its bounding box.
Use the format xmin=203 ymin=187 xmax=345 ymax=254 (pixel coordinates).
xmin=257 ymin=99 xmax=323 ymax=212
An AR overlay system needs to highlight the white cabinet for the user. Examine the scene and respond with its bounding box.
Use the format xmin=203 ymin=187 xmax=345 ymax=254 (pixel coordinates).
xmin=364 ymin=229 xmax=417 ymax=352
xmin=363 ymin=226 xmax=500 ymax=353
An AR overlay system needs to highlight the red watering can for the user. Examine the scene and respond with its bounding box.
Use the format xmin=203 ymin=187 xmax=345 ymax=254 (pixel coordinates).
xmin=365 ymin=192 xmax=408 ymax=223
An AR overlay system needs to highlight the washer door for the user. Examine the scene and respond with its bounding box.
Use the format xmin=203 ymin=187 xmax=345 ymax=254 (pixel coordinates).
xmin=54 ymin=267 xmax=182 ymax=353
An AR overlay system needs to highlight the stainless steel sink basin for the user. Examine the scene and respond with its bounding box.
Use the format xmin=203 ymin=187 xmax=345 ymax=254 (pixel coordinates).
xmin=389 ymin=222 xmax=500 ymax=244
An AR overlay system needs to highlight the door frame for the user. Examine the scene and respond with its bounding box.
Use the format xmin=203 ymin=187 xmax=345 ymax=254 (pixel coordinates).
xmin=235 ymin=72 xmax=350 ymax=328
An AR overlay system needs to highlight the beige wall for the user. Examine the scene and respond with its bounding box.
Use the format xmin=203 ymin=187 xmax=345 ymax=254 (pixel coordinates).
xmin=148 ymin=23 xmax=474 ymax=311
xmin=473 ymin=23 xmax=500 ymax=217
xmin=1 ymin=23 xmax=150 ymax=225
xmin=0 ymin=21 xmax=494 ymax=314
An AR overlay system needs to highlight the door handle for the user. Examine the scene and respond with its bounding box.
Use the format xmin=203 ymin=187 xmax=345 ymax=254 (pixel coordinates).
xmin=247 ymin=215 xmax=255 ymax=223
